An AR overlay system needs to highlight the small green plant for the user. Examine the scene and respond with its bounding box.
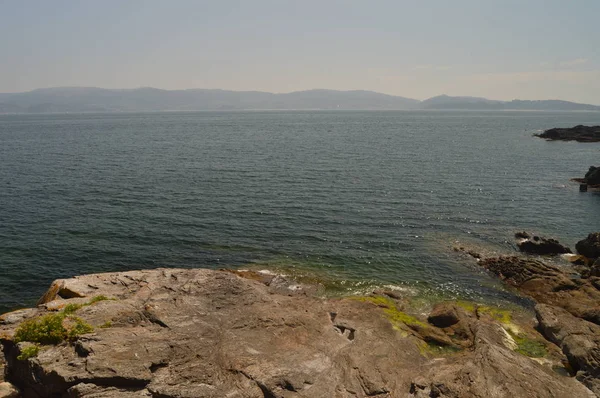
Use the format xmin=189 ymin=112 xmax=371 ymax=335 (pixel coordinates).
xmin=66 ymin=317 xmax=94 ymax=340
xmin=13 ymin=312 xmax=93 ymax=345
xmin=88 ymin=295 xmax=112 ymax=304
xmin=62 ymin=303 xmax=84 ymax=315
xmin=99 ymin=321 xmax=112 ymax=328
xmin=17 ymin=344 xmax=40 ymax=360
xmin=14 ymin=313 xmax=69 ymax=345
xmin=12 ymin=295 xmax=113 ymax=346
xmin=62 ymin=296 xmax=113 ymax=315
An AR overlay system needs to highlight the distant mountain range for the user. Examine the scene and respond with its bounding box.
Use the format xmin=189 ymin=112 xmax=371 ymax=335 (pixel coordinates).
xmin=419 ymin=95 xmax=600 ymax=111
xmin=0 ymin=87 xmax=598 ymax=113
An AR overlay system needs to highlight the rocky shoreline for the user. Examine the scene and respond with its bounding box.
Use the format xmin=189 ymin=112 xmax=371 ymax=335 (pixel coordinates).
xmin=1 ymin=234 xmax=600 ymax=397
xmin=535 ymin=125 xmax=600 ymax=142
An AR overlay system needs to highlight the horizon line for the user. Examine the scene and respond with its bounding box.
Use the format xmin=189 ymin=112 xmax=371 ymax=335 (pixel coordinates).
xmin=2 ymin=86 xmax=600 ymax=106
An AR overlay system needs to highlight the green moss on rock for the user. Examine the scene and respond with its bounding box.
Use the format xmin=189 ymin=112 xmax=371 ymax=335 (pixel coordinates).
xmin=509 ymin=331 xmax=548 ymax=358
xmin=62 ymin=303 xmax=84 ymax=315
xmin=66 ymin=317 xmax=94 ymax=340
xmin=17 ymin=344 xmax=40 ymax=360
xmin=455 ymin=300 xmax=513 ymax=324
xmin=88 ymin=295 xmax=113 ymax=304
xmin=478 ymin=306 xmax=512 ymax=324
xmin=351 ymin=295 xmax=428 ymax=328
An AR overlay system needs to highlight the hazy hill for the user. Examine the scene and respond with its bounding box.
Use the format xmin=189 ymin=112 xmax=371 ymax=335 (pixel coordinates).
xmin=0 ymin=87 xmax=420 ymax=113
xmin=420 ymin=95 xmax=600 ymax=111
xmin=503 ymin=99 xmax=600 ymax=111
xmin=0 ymin=88 xmax=598 ymax=113
xmin=420 ymin=95 xmax=504 ymax=109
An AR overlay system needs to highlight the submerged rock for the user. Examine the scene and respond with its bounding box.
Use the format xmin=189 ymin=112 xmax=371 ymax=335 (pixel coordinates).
xmin=515 ymin=231 xmax=531 ymax=239
xmin=535 ymin=125 xmax=600 ymax=142
xmin=0 ymin=268 xmax=593 ymax=397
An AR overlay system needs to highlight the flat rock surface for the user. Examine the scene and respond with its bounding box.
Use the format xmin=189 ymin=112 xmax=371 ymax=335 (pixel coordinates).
xmin=0 ymin=268 xmax=595 ymax=397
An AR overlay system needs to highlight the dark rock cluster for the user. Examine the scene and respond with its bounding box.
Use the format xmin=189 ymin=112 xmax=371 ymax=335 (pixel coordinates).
xmin=584 ymin=167 xmax=600 ymax=186
xmin=535 ymin=125 xmax=600 ymax=142
xmin=577 ymin=233 xmax=600 ymax=260
xmin=515 ymin=232 xmax=572 ymax=255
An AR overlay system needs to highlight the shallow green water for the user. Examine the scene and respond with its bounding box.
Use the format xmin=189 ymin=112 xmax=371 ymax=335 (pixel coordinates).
xmin=1 ymin=110 xmax=599 ymax=312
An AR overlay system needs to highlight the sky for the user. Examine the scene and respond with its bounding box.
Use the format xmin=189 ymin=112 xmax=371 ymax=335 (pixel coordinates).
xmin=1 ymin=0 xmax=599 ymax=104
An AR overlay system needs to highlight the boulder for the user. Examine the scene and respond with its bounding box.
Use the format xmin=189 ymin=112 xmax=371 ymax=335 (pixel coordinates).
xmin=585 ymin=166 xmax=600 ymax=185
xmin=517 ymin=235 xmax=571 ymax=255
xmin=427 ymin=303 xmax=475 ymax=347
xmin=428 ymin=303 xmax=461 ymax=328
xmin=536 ymin=304 xmax=600 ymax=395
xmin=0 ymin=382 xmax=20 ymax=398
xmin=577 ymin=233 xmax=600 ymax=260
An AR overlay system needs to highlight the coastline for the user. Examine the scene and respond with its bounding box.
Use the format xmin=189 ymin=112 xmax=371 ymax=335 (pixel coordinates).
xmin=1 ymin=233 xmax=599 ymax=397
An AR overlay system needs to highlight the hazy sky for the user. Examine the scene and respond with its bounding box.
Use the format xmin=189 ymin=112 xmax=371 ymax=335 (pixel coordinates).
xmin=1 ymin=0 xmax=599 ymax=103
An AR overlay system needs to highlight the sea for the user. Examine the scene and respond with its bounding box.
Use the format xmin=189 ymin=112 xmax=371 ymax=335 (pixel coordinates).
xmin=1 ymin=110 xmax=600 ymax=313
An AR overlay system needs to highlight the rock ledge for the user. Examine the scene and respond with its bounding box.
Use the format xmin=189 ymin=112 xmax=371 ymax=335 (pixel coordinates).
xmin=0 ymin=268 xmax=596 ymax=398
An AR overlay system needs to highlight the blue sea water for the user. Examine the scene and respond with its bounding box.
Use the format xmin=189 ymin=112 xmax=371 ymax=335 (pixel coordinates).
xmin=1 ymin=110 xmax=600 ymax=313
